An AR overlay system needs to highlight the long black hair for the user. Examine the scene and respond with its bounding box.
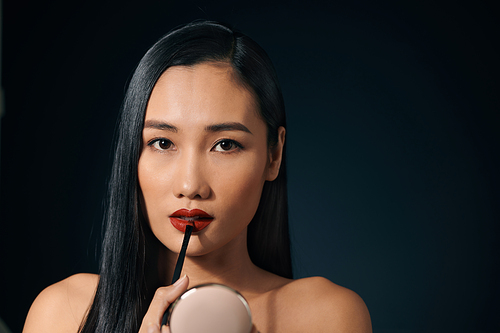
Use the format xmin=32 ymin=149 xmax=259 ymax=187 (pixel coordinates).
xmin=80 ymin=21 xmax=291 ymax=333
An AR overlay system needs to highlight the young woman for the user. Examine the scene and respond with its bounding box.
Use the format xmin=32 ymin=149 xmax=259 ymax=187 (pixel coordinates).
xmin=23 ymin=21 xmax=372 ymax=333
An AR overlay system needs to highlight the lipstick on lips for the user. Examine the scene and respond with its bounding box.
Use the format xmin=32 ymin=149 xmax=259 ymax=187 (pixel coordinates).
xmin=169 ymin=208 xmax=213 ymax=232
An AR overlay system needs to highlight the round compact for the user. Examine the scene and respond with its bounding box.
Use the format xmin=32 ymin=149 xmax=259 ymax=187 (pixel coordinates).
xmin=167 ymin=283 xmax=252 ymax=333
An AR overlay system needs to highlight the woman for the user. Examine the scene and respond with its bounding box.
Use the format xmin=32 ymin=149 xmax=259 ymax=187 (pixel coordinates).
xmin=23 ymin=21 xmax=371 ymax=333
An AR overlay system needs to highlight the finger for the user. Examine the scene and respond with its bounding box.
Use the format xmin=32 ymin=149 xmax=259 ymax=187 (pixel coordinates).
xmin=139 ymin=275 xmax=189 ymax=333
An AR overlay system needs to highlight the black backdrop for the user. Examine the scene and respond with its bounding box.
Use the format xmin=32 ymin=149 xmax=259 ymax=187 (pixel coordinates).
xmin=1 ymin=1 xmax=499 ymax=332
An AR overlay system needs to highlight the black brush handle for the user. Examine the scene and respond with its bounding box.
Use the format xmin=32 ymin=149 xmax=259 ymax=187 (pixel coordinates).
xmin=161 ymin=224 xmax=193 ymax=326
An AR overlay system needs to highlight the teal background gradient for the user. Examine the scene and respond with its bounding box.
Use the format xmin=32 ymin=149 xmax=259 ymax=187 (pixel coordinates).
xmin=1 ymin=1 xmax=498 ymax=332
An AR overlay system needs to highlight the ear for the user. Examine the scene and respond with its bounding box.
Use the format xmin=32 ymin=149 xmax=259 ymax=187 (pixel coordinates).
xmin=266 ymin=126 xmax=286 ymax=181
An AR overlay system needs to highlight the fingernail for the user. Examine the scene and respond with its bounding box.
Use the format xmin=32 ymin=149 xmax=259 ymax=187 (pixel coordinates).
xmin=173 ymin=274 xmax=187 ymax=287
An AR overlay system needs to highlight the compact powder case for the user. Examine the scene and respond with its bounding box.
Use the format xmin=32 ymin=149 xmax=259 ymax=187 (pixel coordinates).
xmin=167 ymin=283 xmax=253 ymax=333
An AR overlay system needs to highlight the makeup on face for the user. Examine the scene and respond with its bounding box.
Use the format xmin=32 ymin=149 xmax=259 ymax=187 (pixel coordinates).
xmin=161 ymin=225 xmax=253 ymax=333
xmin=138 ymin=63 xmax=270 ymax=258
xmin=169 ymin=209 xmax=213 ymax=232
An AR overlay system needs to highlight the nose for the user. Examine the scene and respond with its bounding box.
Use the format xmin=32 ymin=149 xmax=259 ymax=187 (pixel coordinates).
xmin=172 ymin=150 xmax=211 ymax=200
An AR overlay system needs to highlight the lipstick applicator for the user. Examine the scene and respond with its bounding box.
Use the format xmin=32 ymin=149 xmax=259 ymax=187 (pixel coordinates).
xmin=161 ymin=223 xmax=193 ymax=326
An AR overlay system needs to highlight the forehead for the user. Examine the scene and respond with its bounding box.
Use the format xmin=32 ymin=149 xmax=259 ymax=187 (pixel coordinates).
xmin=145 ymin=63 xmax=260 ymax=125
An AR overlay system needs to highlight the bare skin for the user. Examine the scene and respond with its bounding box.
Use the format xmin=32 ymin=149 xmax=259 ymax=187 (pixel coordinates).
xmin=24 ymin=272 xmax=371 ymax=333
xmin=23 ymin=63 xmax=372 ymax=333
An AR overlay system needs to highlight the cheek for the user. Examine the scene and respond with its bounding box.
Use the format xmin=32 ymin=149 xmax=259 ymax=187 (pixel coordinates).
xmin=137 ymin=157 xmax=172 ymax=215
xmin=213 ymin=157 xmax=267 ymax=222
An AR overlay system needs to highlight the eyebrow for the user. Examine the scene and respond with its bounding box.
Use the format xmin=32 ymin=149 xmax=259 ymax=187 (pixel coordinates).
xmin=143 ymin=120 xmax=252 ymax=134
xmin=205 ymin=122 xmax=252 ymax=134
xmin=143 ymin=120 xmax=178 ymax=132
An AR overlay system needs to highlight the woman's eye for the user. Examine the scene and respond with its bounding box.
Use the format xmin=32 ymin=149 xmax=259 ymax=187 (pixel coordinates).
xmin=149 ymin=139 xmax=174 ymax=151
xmin=213 ymin=139 xmax=241 ymax=152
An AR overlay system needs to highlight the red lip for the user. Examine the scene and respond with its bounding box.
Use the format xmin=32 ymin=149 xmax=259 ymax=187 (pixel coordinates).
xmin=169 ymin=209 xmax=213 ymax=232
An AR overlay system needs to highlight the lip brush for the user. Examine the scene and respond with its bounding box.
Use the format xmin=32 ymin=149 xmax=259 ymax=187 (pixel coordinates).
xmin=162 ymin=224 xmax=194 ymax=326
xmin=171 ymin=224 xmax=193 ymax=284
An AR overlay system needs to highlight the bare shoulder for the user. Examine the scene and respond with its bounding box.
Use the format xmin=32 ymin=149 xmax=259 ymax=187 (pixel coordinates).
xmin=277 ymin=276 xmax=372 ymax=332
xmin=23 ymin=273 xmax=99 ymax=333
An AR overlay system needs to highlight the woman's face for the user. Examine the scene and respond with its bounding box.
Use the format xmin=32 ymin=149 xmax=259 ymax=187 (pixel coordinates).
xmin=138 ymin=62 xmax=284 ymax=256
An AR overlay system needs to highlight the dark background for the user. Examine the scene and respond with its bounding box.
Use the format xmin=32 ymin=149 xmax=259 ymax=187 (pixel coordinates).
xmin=1 ymin=1 xmax=498 ymax=332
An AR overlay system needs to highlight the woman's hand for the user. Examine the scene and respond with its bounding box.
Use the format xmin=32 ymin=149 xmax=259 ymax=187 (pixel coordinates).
xmin=139 ymin=275 xmax=189 ymax=333
xmin=139 ymin=275 xmax=260 ymax=333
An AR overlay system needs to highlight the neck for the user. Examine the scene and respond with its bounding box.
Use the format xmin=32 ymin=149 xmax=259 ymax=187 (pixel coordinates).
xmin=158 ymin=228 xmax=266 ymax=295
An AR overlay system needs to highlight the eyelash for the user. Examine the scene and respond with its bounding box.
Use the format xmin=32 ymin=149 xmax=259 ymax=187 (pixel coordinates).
xmin=212 ymin=139 xmax=244 ymax=153
xmin=147 ymin=138 xmax=175 ymax=151
xmin=146 ymin=138 xmax=244 ymax=153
